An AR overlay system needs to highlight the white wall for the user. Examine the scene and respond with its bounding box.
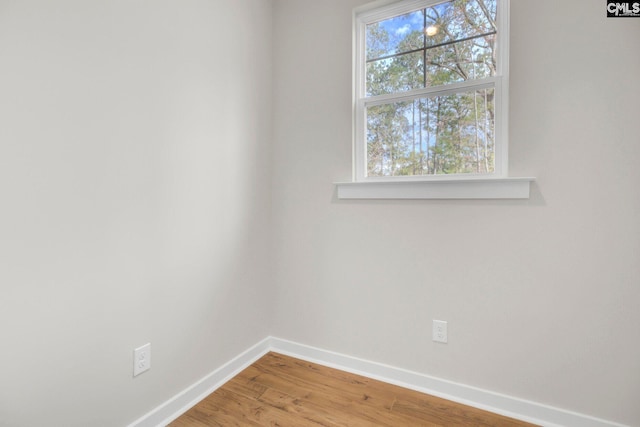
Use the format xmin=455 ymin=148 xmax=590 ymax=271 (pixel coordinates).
xmin=1 ymin=0 xmax=638 ymax=425
xmin=0 ymin=1 xmax=273 ymax=426
xmin=271 ymin=0 xmax=640 ymax=425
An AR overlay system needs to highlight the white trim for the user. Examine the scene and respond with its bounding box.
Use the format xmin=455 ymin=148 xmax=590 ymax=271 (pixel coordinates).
xmin=363 ymin=78 xmax=497 ymax=107
xmin=353 ymin=7 xmax=367 ymax=181
xmin=496 ymin=0 xmax=510 ymax=176
xmin=127 ymin=336 xmax=627 ymax=427
xmin=126 ymin=338 xmax=271 ymax=427
xmin=269 ymin=337 xmax=629 ymax=427
xmin=335 ymin=176 xmax=533 ymax=199
xmin=356 ymin=0 xmax=454 ymax=24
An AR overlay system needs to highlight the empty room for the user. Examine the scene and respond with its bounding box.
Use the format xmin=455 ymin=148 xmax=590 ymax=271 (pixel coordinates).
xmin=0 ymin=0 xmax=638 ymax=426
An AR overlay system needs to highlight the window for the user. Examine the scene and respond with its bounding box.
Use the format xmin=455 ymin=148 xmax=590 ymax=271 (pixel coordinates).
xmin=353 ymin=0 xmax=509 ymax=182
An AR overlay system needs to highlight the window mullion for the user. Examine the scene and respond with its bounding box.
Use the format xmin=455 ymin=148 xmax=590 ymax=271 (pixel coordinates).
xmin=362 ymin=77 xmax=497 ymax=107
xmin=423 ymin=9 xmax=427 ymax=88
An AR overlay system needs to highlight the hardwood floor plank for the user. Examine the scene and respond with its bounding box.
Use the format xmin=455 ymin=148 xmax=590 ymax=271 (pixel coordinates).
xmin=196 ymin=389 xmax=286 ymax=426
xmin=169 ymin=352 xmax=538 ymax=427
xmin=235 ymin=365 xmax=438 ymax=427
xmin=169 ymin=413 xmax=214 ymax=427
xmin=223 ymin=378 xmax=268 ymax=401
xmin=256 ymin=387 xmax=345 ymax=427
xmin=248 ymin=354 xmax=507 ymax=427
xmin=275 ymin=354 xmax=521 ymax=427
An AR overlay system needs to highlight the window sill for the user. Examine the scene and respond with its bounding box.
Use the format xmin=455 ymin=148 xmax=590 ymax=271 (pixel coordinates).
xmin=335 ymin=177 xmax=535 ymax=200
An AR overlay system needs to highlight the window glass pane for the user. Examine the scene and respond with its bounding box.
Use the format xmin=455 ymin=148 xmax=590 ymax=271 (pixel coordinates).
xmin=424 ymin=0 xmax=496 ymax=48
xmin=364 ymin=0 xmax=497 ymax=97
xmin=424 ymin=35 xmax=496 ymax=86
xmin=366 ymin=88 xmax=495 ymax=177
xmin=366 ymin=10 xmax=425 ymax=61
xmin=367 ymin=51 xmax=424 ymax=96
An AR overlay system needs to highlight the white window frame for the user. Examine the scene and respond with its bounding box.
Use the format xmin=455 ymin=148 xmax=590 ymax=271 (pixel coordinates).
xmin=338 ymin=0 xmax=532 ymax=199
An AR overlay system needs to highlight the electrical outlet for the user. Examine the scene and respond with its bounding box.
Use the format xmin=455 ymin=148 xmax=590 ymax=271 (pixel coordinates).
xmin=432 ymin=320 xmax=448 ymax=343
xmin=133 ymin=343 xmax=151 ymax=376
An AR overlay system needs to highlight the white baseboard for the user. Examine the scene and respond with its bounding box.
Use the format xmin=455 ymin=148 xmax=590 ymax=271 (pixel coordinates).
xmin=128 ymin=336 xmax=628 ymax=427
xmin=126 ymin=337 xmax=271 ymax=427
xmin=269 ymin=337 xmax=627 ymax=427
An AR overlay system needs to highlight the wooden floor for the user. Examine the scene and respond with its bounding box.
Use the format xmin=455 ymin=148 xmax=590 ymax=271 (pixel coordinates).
xmin=169 ymin=352 xmax=537 ymax=427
